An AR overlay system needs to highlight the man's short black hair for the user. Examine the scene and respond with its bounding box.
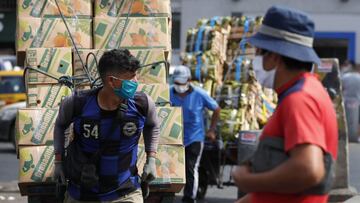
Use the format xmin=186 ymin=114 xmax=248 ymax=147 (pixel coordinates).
xmin=98 ymin=49 xmax=141 ymax=80
xmin=281 ymin=55 xmax=313 ymax=72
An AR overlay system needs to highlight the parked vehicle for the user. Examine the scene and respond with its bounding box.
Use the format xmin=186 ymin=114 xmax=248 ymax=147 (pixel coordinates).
xmin=0 ymin=101 xmax=26 ymax=146
xmin=0 ymin=70 xmax=26 ymax=107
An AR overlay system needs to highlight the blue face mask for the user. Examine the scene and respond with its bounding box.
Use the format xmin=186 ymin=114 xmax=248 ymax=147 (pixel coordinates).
xmin=113 ymin=79 xmax=138 ymax=99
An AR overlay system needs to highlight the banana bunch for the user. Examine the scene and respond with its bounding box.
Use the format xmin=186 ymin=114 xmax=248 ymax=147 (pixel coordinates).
xmin=192 ymin=79 xmax=215 ymax=97
xmin=196 ymin=17 xmax=232 ymax=30
xmin=226 ymin=16 xmax=263 ymax=62
xmin=230 ymin=16 xmax=263 ymax=34
xmin=218 ymin=109 xmax=242 ymax=141
xmin=181 ymin=52 xmax=224 ymax=84
xmin=185 ymin=28 xmax=215 ymax=53
xmin=215 ymin=80 xmax=241 ymax=109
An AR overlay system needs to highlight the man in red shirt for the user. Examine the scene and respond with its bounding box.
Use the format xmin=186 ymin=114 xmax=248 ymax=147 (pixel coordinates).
xmin=231 ymin=5 xmax=338 ymax=203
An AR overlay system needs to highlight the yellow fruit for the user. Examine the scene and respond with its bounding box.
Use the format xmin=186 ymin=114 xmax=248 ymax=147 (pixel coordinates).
xmin=54 ymin=34 xmax=67 ymax=47
xmin=132 ymin=1 xmax=147 ymax=15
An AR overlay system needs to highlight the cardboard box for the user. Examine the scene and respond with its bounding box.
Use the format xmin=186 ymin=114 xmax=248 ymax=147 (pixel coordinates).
xmin=139 ymin=107 xmax=183 ymax=145
xmin=17 ymin=0 xmax=92 ymax=18
xmin=26 ymin=84 xmax=72 ymax=108
xmin=18 ymin=145 xmax=55 ymax=184
xmin=137 ymin=84 xmax=170 ymax=105
xmin=94 ymin=0 xmax=171 ymax=17
xmin=137 ymin=144 xmax=185 ymax=193
xmin=26 ymin=47 xmax=73 ymax=84
xmin=73 ymin=49 xmax=167 ymax=85
xmin=156 ymin=107 xmax=183 ymax=145
xmin=17 ymin=17 xmax=92 ymax=51
xmin=132 ymin=49 xmax=168 ymax=84
xmin=94 ymin=17 xmax=170 ymax=50
xmin=16 ymin=108 xmax=58 ymax=146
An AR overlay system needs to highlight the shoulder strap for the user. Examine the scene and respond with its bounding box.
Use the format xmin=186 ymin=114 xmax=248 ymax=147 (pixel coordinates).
xmin=72 ymin=88 xmax=100 ymax=118
xmin=134 ymin=92 xmax=149 ymax=117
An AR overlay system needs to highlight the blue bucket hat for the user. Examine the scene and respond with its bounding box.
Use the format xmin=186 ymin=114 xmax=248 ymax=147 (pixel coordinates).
xmin=249 ymin=5 xmax=321 ymax=65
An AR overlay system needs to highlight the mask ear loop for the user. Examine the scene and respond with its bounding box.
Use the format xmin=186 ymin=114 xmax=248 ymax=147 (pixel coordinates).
xmin=310 ymin=64 xmax=315 ymax=73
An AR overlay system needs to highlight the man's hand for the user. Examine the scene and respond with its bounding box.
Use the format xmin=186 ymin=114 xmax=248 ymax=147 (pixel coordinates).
xmin=53 ymin=161 xmax=66 ymax=184
xmin=206 ymin=129 xmax=216 ymax=142
xmin=234 ymin=194 xmax=251 ymax=203
xmin=231 ymin=165 xmax=252 ymax=192
xmin=141 ymin=156 xmax=157 ymax=183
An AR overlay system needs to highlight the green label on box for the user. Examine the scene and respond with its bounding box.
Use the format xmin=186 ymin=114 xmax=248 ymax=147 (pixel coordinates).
xmin=105 ymin=19 xmax=128 ymax=49
xmin=39 ymin=48 xmax=56 ymax=72
xmin=95 ymin=22 xmax=107 ymax=36
xmin=30 ymin=0 xmax=47 ymax=17
xmin=158 ymin=108 xmax=172 ymax=131
xmin=169 ymin=123 xmax=181 ymax=139
xmin=140 ymin=85 xmax=154 ymax=96
xmin=31 ymin=146 xmax=54 ymax=182
xmin=31 ymin=109 xmax=57 ymax=144
xmin=58 ymin=60 xmax=70 ymax=74
xmin=150 ymin=64 xmax=162 ymax=76
xmin=31 ymin=18 xmax=55 ymax=48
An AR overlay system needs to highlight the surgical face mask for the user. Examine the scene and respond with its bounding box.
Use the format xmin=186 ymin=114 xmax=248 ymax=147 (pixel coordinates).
xmin=112 ymin=77 xmax=139 ymax=99
xmin=174 ymin=83 xmax=189 ymax=94
xmin=252 ymin=56 xmax=276 ymax=89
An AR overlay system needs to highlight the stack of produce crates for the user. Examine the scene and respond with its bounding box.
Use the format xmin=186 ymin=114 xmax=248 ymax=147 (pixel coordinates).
xmin=182 ymin=16 xmax=277 ymax=143
xmin=15 ymin=0 xmax=186 ymax=199
xmin=182 ymin=17 xmax=231 ymax=95
xmin=16 ymin=0 xmax=93 ymax=65
xmin=15 ymin=0 xmax=92 ymax=195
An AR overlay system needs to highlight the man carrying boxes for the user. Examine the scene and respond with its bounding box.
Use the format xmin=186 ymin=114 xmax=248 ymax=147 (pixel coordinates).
xmin=53 ymin=49 xmax=160 ymax=202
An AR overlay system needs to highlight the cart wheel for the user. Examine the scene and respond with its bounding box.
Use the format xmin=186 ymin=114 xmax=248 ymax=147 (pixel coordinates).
xmin=197 ymin=166 xmax=208 ymax=200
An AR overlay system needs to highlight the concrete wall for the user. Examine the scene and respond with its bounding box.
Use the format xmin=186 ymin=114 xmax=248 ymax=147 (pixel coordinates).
xmin=172 ymin=0 xmax=360 ymax=64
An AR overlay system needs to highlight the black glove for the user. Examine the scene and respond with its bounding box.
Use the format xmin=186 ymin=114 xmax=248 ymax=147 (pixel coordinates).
xmin=53 ymin=161 xmax=66 ymax=184
xmin=141 ymin=181 xmax=150 ymax=199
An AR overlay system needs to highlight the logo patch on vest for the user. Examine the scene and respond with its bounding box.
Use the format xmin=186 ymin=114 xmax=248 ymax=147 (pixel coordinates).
xmin=122 ymin=122 xmax=138 ymax=137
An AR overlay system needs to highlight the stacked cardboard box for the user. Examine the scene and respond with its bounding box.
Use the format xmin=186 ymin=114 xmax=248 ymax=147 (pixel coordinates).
xmin=17 ymin=47 xmax=74 ymax=195
xmin=138 ymin=106 xmax=185 ymax=192
xmin=94 ymin=0 xmax=171 ymax=18
xmin=16 ymin=0 xmax=93 ymax=66
xmin=73 ymin=48 xmax=168 ymax=86
xmin=16 ymin=0 xmax=90 ymax=194
xmin=17 ymin=0 xmax=92 ymax=18
xmin=93 ymin=0 xmax=171 ymax=51
xmin=93 ymin=17 xmax=170 ymax=50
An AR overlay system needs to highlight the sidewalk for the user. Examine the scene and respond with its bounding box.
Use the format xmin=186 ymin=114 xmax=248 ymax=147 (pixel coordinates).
xmin=344 ymin=196 xmax=360 ymax=203
xmin=0 ymin=181 xmax=26 ymax=203
xmin=0 ymin=181 xmax=19 ymax=193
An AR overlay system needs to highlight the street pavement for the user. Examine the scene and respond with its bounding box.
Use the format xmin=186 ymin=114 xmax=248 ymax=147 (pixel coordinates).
xmin=1 ymin=142 xmax=360 ymax=203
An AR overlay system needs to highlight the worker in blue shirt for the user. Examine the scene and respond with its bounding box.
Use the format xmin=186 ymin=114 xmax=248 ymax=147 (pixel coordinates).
xmin=170 ymin=65 xmax=221 ymax=203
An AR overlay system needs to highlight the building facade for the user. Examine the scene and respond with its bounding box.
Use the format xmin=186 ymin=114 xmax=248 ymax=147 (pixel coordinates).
xmin=171 ymin=0 xmax=360 ymax=65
